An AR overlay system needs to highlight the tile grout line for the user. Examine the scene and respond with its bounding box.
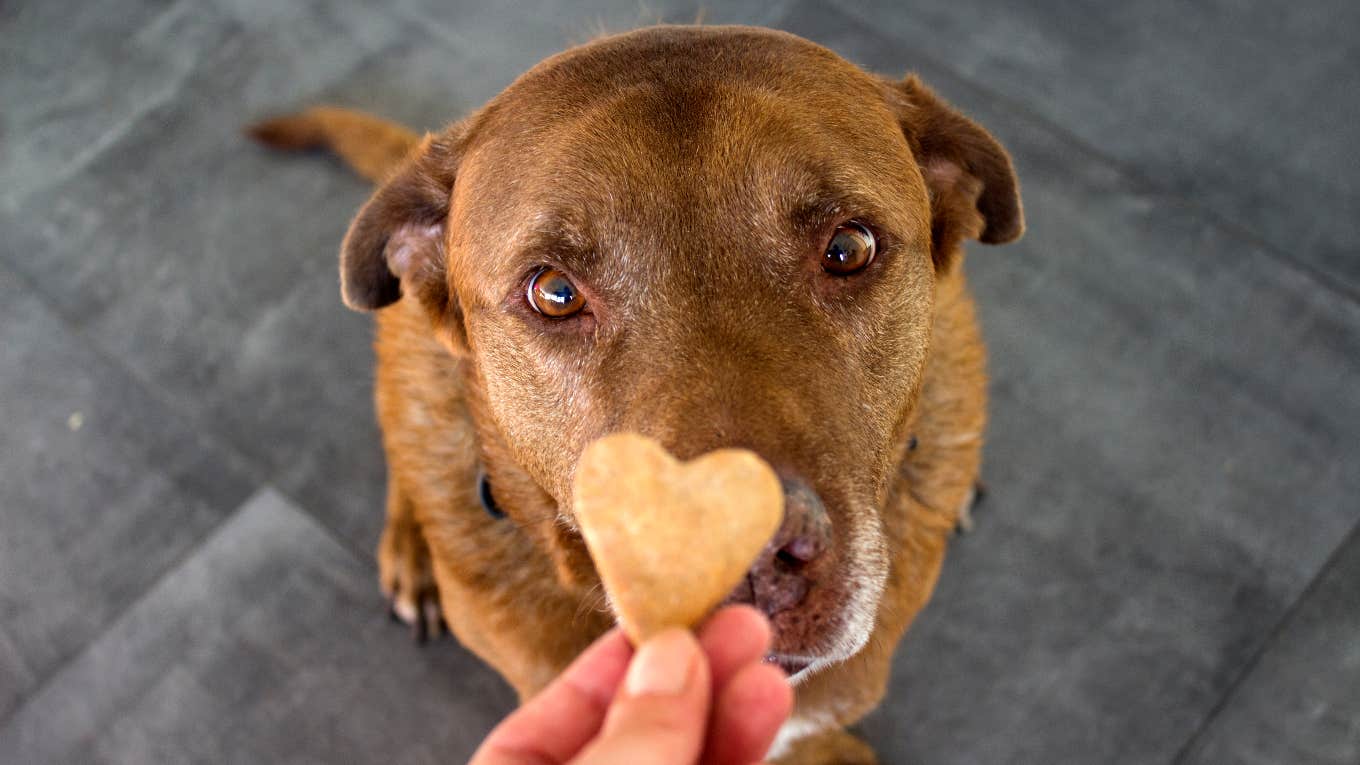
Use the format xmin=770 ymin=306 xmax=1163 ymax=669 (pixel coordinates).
xmin=0 ymin=259 xmax=376 ymax=563
xmin=0 ymin=482 xmax=380 ymax=736
xmin=0 ymin=496 xmax=250 ymax=736
xmin=0 ymin=486 xmax=368 ymax=739
xmin=821 ymin=1 xmax=1360 ymax=310
xmin=0 ymin=260 xmax=384 ymax=731
xmin=1169 ymin=517 xmax=1360 ymax=764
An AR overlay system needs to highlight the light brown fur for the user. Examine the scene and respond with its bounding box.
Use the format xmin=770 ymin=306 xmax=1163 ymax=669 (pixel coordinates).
xmin=252 ymin=25 xmax=1020 ymax=763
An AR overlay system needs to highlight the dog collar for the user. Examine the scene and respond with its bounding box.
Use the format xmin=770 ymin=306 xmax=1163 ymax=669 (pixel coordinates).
xmin=478 ymin=471 xmax=506 ymax=520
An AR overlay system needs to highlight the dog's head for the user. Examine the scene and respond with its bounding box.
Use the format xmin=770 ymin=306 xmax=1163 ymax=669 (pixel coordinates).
xmin=341 ymin=26 xmax=1021 ymax=681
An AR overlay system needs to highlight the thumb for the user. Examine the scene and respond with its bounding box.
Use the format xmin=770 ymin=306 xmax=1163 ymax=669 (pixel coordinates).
xmin=572 ymin=629 xmax=712 ymax=765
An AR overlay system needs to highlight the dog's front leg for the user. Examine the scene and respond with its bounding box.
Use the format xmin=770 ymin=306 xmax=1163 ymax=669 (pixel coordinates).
xmin=377 ymin=480 xmax=444 ymax=641
xmin=773 ymin=726 xmax=879 ymax=765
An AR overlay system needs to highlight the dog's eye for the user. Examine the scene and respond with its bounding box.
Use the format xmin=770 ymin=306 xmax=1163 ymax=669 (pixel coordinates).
xmin=822 ymin=222 xmax=876 ymax=275
xmin=527 ymin=267 xmax=586 ymax=318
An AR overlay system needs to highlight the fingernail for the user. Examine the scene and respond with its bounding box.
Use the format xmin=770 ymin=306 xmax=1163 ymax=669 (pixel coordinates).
xmin=625 ymin=629 xmax=696 ymax=697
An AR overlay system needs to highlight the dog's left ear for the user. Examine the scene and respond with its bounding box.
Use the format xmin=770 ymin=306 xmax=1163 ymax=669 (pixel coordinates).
xmin=887 ymin=76 xmax=1024 ymax=269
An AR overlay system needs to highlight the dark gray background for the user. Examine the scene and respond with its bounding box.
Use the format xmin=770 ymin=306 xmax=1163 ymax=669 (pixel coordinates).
xmin=1 ymin=1 xmax=1357 ymax=763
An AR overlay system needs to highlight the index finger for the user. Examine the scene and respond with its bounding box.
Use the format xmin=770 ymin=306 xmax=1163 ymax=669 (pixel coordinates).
xmin=697 ymin=605 xmax=772 ymax=691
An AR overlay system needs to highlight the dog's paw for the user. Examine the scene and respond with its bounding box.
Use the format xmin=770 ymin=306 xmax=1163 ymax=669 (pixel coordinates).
xmin=377 ymin=518 xmax=446 ymax=643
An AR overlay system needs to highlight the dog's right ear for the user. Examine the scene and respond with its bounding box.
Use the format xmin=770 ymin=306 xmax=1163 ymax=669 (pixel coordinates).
xmin=885 ymin=76 xmax=1024 ymax=270
xmin=339 ymin=133 xmax=460 ymax=313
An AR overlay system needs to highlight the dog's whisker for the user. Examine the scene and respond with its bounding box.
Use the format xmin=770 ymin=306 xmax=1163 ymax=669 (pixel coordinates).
xmin=572 ymin=582 xmax=609 ymax=625
xmin=501 ymin=512 xmax=560 ymax=532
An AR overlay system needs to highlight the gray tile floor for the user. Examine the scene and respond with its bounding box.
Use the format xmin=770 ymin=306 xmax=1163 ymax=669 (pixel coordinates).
xmin=1 ymin=1 xmax=1356 ymax=763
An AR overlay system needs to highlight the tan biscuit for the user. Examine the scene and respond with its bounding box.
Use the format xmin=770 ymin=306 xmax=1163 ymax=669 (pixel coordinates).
xmin=573 ymin=433 xmax=784 ymax=643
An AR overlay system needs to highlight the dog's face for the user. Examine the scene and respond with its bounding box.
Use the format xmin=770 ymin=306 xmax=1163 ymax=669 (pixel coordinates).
xmin=341 ymin=26 xmax=1021 ymax=680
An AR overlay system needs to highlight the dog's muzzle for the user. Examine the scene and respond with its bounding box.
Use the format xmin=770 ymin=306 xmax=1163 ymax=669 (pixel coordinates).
xmin=722 ymin=477 xmax=841 ymax=676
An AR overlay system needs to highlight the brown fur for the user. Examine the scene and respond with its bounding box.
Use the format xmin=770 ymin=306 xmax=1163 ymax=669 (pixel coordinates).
xmin=251 ymin=25 xmax=1021 ymax=763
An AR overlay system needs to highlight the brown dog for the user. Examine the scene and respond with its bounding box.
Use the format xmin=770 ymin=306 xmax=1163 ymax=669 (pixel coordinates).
xmin=252 ymin=24 xmax=1022 ymax=763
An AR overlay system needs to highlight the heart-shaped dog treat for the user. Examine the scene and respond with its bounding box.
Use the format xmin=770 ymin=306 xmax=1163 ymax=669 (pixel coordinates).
xmin=573 ymin=433 xmax=784 ymax=643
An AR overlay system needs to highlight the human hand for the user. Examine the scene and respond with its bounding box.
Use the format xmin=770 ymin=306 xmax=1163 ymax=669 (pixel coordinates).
xmin=468 ymin=605 xmax=794 ymax=765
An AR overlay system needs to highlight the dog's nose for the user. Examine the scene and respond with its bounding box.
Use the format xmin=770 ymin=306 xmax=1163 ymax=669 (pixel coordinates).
xmin=726 ymin=478 xmax=834 ymax=618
